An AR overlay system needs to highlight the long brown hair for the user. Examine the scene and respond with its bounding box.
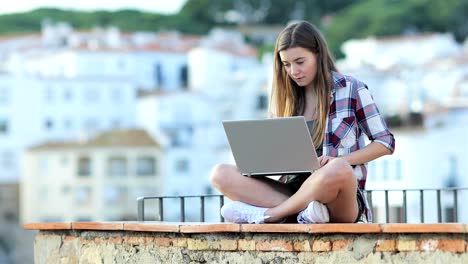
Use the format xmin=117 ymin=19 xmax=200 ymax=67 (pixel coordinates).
xmin=270 ymin=21 xmax=337 ymax=147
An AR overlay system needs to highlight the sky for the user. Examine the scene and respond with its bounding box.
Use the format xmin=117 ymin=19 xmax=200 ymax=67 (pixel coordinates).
xmin=0 ymin=0 xmax=188 ymax=15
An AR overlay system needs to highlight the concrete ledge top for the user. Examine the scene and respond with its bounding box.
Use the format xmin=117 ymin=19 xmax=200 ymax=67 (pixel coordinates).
xmin=23 ymin=222 xmax=468 ymax=234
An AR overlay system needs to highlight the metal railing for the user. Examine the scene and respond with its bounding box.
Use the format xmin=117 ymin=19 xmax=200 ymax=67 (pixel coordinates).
xmin=137 ymin=194 xmax=225 ymax=222
xmin=137 ymin=188 xmax=468 ymax=223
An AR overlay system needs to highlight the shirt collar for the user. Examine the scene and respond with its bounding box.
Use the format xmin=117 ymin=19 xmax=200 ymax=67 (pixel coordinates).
xmin=331 ymin=71 xmax=346 ymax=95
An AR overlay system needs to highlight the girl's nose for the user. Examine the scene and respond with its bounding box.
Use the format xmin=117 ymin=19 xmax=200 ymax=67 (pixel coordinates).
xmin=290 ymin=65 xmax=300 ymax=76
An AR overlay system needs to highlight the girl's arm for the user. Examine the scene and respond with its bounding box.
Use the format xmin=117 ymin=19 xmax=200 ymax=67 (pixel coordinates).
xmin=341 ymin=141 xmax=392 ymax=166
xmin=341 ymin=79 xmax=395 ymax=166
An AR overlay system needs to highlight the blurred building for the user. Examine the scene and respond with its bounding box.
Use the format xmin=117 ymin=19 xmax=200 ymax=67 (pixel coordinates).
xmin=338 ymin=33 xmax=468 ymax=223
xmin=338 ymin=33 xmax=468 ymax=117
xmin=20 ymin=129 xmax=163 ymax=222
xmin=2 ymin=22 xmax=269 ymax=222
xmin=137 ymin=28 xmax=270 ymax=202
xmin=0 ymin=183 xmax=18 ymax=224
xmin=0 ymin=21 xmax=201 ymax=183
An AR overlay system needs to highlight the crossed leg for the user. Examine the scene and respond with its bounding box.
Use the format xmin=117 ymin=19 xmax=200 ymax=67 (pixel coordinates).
xmin=210 ymin=157 xmax=359 ymax=223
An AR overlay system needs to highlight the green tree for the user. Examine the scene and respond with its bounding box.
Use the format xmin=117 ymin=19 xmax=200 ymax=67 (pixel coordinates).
xmin=324 ymin=0 xmax=468 ymax=58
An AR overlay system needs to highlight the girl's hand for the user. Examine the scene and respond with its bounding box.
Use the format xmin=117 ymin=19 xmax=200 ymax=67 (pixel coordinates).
xmin=318 ymin=155 xmax=335 ymax=167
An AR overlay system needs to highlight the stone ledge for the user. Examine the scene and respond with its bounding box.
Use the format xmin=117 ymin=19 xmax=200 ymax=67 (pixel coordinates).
xmin=24 ymin=222 xmax=71 ymax=230
xmin=24 ymin=222 xmax=468 ymax=234
xmin=31 ymin=229 xmax=468 ymax=255
xmin=30 ymin=224 xmax=468 ymax=263
xmin=381 ymin=223 xmax=466 ymax=233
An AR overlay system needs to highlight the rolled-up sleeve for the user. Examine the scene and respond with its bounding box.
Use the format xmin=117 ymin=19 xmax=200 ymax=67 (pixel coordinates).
xmin=354 ymin=82 xmax=395 ymax=153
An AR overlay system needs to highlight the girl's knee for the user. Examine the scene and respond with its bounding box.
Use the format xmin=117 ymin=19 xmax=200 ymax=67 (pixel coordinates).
xmin=315 ymin=158 xmax=355 ymax=186
xmin=330 ymin=158 xmax=354 ymax=180
xmin=210 ymin=164 xmax=235 ymax=187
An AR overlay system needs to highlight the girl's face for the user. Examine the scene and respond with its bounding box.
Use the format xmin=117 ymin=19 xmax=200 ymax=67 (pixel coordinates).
xmin=279 ymin=47 xmax=318 ymax=89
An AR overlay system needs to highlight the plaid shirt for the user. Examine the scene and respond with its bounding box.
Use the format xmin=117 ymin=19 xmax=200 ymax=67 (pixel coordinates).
xmin=324 ymin=71 xmax=395 ymax=222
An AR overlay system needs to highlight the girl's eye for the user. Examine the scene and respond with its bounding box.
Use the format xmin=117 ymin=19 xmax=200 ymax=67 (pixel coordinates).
xmin=297 ymin=61 xmax=304 ymax=65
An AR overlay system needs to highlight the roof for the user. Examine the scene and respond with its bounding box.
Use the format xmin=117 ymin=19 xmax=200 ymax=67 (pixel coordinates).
xmin=29 ymin=129 xmax=160 ymax=151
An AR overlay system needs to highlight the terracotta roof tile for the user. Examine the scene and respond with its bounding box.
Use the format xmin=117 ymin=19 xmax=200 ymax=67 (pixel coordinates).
xmin=29 ymin=129 xmax=160 ymax=150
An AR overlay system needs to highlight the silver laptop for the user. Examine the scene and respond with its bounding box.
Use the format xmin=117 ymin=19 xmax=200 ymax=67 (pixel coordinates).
xmin=222 ymin=116 xmax=320 ymax=177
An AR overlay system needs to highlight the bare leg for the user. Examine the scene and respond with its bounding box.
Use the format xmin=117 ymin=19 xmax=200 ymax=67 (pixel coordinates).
xmin=264 ymin=158 xmax=359 ymax=223
xmin=210 ymin=164 xmax=292 ymax=208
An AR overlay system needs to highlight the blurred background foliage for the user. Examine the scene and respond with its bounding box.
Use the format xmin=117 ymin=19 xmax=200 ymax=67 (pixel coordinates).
xmin=0 ymin=0 xmax=466 ymax=58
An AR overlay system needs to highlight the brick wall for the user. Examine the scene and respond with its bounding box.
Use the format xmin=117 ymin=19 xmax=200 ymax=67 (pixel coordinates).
xmin=25 ymin=222 xmax=468 ymax=264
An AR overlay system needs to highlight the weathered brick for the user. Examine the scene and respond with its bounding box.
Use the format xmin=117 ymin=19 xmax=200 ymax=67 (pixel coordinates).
xmin=187 ymin=239 xmax=209 ymax=250
xmin=293 ymin=240 xmax=311 ymax=252
xmin=79 ymin=237 xmax=93 ymax=245
xmin=154 ymin=237 xmax=171 ymax=247
xmin=126 ymin=236 xmax=144 ymax=246
xmin=144 ymin=236 xmax=154 ymax=244
xmin=376 ymin=239 xmax=396 ymax=252
xmin=172 ymin=238 xmax=187 ymax=248
xmin=437 ymin=239 xmax=465 ymax=253
xmin=93 ymin=237 xmax=102 ymax=245
xmin=420 ymin=239 xmax=438 ymax=252
xmin=256 ymin=240 xmax=293 ymax=252
xmin=332 ymin=239 xmax=352 ymax=251
xmin=63 ymin=235 xmax=76 ymax=242
xmin=107 ymin=237 xmax=123 ymax=244
xmin=397 ymin=240 xmax=417 ymax=251
xmin=312 ymin=240 xmax=331 ymax=252
xmin=221 ymin=239 xmax=238 ymax=251
xmin=238 ymin=239 xmax=256 ymax=251
xmin=208 ymin=239 xmax=237 ymax=251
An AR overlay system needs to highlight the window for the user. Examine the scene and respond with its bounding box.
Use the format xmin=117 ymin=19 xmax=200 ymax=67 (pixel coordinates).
xmin=44 ymin=87 xmax=54 ymax=103
xmin=77 ymin=157 xmax=92 ymax=176
xmin=166 ymin=126 xmax=192 ymax=147
xmin=256 ymin=94 xmax=268 ymax=110
xmin=136 ymin=156 xmax=156 ymax=176
xmin=0 ymin=151 xmax=15 ymax=169
xmin=180 ymin=65 xmax=188 ymax=88
xmin=175 ymin=159 xmax=189 ymax=173
xmin=63 ymin=88 xmax=73 ymax=101
xmin=74 ymin=186 xmax=92 ymax=206
xmin=154 ymin=63 xmax=164 ymax=87
xmin=204 ymin=185 xmax=214 ymax=195
xmin=3 ymin=211 xmax=17 ymax=222
xmin=84 ymin=88 xmax=99 ymax=103
xmin=44 ymin=118 xmax=53 ymax=131
xmin=111 ymin=119 xmax=121 ymax=129
xmin=0 ymin=87 xmax=9 ymax=104
xmin=108 ymin=157 xmax=127 ymax=177
xmin=60 ymin=156 xmax=69 ymax=166
xmin=117 ymin=59 xmax=126 ymax=69
xmin=104 ymin=186 xmax=128 ymax=205
xmin=39 ymin=157 xmax=48 ymax=173
xmin=0 ymin=118 xmax=9 ymax=134
xmin=110 ymin=87 xmax=122 ymax=102
xmin=63 ymin=119 xmax=72 ymax=130
xmin=62 ymin=185 xmax=71 ymax=194
xmin=83 ymin=118 xmax=99 ymax=131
